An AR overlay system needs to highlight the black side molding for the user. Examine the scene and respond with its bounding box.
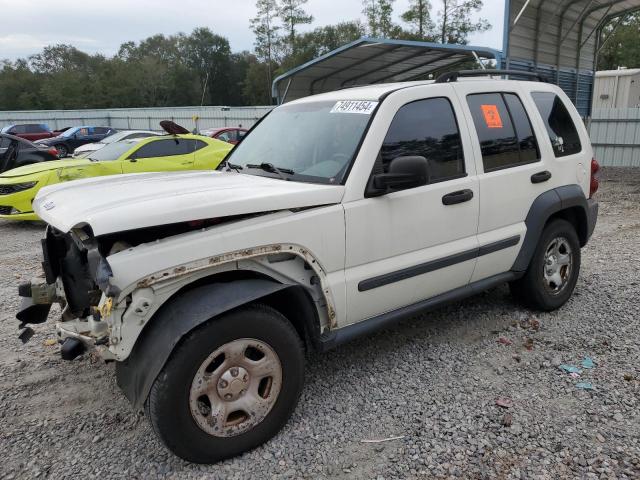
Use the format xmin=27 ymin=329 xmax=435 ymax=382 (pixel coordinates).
xmin=321 ymin=272 xmax=520 ymax=351
xmin=358 ymin=235 xmax=520 ymax=292
xmin=358 ymin=249 xmax=477 ymax=292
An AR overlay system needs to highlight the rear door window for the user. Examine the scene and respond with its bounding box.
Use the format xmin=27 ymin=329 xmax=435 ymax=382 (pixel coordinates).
xmin=467 ymin=93 xmax=540 ymax=172
xmin=531 ymin=92 xmax=582 ymax=157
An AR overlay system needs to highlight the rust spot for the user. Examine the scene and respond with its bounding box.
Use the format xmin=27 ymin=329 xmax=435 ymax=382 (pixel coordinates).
xmin=132 ymin=244 xmax=338 ymax=330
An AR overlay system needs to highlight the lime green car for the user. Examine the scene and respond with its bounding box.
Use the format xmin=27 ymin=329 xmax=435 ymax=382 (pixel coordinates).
xmin=0 ymin=134 xmax=232 ymax=221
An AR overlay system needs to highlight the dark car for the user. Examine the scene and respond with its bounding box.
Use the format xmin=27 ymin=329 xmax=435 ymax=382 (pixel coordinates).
xmin=35 ymin=126 xmax=117 ymax=157
xmin=0 ymin=133 xmax=59 ymax=173
xmin=0 ymin=123 xmax=69 ymax=142
xmin=202 ymin=127 xmax=248 ymax=145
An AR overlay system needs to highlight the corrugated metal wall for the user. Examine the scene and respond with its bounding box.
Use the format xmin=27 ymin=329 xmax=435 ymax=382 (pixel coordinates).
xmin=590 ymin=108 xmax=640 ymax=166
xmin=508 ymin=60 xmax=594 ymax=116
xmin=0 ymin=106 xmax=274 ymax=132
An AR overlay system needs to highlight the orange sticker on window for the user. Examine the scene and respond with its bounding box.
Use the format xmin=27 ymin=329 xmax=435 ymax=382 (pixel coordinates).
xmin=481 ymin=104 xmax=503 ymax=129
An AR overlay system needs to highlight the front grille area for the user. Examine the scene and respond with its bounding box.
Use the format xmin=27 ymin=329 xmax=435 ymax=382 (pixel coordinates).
xmin=0 ymin=205 xmax=13 ymax=215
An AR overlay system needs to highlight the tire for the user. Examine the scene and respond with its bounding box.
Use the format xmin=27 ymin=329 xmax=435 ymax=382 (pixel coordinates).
xmin=55 ymin=144 xmax=68 ymax=158
xmin=145 ymin=303 xmax=305 ymax=464
xmin=510 ymin=218 xmax=581 ymax=311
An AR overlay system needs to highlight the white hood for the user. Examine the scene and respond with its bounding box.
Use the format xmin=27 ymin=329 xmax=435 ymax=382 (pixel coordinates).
xmin=34 ymin=171 xmax=345 ymax=235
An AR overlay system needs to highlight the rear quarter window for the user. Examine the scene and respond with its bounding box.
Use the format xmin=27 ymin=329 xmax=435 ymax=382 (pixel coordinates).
xmin=531 ymin=92 xmax=582 ymax=157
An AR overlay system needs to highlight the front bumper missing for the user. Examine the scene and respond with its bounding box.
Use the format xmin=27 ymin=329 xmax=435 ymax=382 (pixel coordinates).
xmin=16 ymin=276 xmax=116 ymax=360
xmin=56 ymin=319 xmax=115 ymax=361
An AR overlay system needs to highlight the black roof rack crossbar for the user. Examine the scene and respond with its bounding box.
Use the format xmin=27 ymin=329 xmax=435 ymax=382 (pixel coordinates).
xmin=436 ymin=69 xmax=549 ymax=83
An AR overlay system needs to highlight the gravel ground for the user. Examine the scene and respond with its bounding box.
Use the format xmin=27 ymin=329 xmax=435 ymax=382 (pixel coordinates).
xmin=1 ymin=167 xmax=639 ymax=479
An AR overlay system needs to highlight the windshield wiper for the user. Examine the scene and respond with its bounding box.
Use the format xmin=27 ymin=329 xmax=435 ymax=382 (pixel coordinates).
xmin=220 ymin=159 xmax=243 ymax=172
xmin=245 ymin=162 xmax=294 ymax=181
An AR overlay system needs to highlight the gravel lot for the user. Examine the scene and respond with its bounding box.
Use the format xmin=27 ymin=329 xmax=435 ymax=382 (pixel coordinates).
xmin=1 ymin=167 xmax=639 ymax=479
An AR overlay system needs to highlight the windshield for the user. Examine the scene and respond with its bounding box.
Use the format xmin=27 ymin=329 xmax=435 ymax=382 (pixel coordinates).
xmin=226 ymin=100 xmax=375 ymax=184
xmin=86 ymin=140 xmax=135 ymax=161
xmin=100 ymin=131 xmax=127 ymax=144
xmin=61 ymin=127 xmax=80 ymax=138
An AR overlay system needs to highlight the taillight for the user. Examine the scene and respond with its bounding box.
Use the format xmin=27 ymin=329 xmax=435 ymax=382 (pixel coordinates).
xmin=589 ymin=158 xmax=600 ymax=198
xmin=48 ymin=147 xmax=59 ymax=157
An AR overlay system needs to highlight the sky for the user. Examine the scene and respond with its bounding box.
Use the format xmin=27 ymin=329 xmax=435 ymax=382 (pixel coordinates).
xmin=0 ymin=0 xmax=505 ymax=61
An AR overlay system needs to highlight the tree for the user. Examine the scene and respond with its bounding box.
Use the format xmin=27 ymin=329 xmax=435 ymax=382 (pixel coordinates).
xmin=280 ymin=21 xmax=366 ymax=70
xmin=251 ymin=0 xmax=281 ymax=100
xmin=182 ymin=28 xmax=232 ymax=105
xmin=598 ymin=13 xmax=640 ymax=70
xmin=362 ymin=0 xmax=396 ymax=38
xmin=401 ymin=0 xmax=435 ymax=39
xmin=435 ymin=0 xmax=490 ymax=45
xmin=279 ymin=0 xmax=313 ymax=53
xmin=243 ymin=59 xmax=277 ymax=105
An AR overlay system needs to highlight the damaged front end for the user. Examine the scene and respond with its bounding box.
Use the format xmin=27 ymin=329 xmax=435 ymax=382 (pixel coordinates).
xmin=17 ymin=225 xmax=120 ymax=359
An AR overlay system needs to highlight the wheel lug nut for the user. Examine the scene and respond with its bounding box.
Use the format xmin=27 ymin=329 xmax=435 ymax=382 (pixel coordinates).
xmin=224 ymin=393 xmax=232 ymax=400
xmin=230 ymin=367 xmax=239 ymax=377
xmin=219 ymin=380 xmax=228 ymax=389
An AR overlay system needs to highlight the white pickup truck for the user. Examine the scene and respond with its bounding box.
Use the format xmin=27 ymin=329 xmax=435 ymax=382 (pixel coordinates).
xmin=17 ymin=71 xmax=598 ymax=463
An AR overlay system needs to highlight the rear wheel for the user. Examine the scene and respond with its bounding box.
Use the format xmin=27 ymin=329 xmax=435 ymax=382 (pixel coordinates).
xmin=510 ymin=219 xmax=581 ymax=311
xmin=55 ymin=144 xmax=68 ymax=158
xmin=145 ymin=304 xmax=305 ymax=463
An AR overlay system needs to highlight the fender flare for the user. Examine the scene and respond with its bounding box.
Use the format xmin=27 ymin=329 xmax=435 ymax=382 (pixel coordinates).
xmin=115 ymin=278 xmax=290 ymax=410
xmin=511 ymin=184 xmax=594 ymax=272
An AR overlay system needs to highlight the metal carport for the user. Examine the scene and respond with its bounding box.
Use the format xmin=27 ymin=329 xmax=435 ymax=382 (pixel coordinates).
xmin=272 ymin=38 xmax=501 ymax=103
xmin=504 ymin=0 xmax=640 ymax=115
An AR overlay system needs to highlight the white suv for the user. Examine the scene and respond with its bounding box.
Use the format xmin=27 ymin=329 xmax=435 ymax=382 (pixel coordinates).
xmin=17 ymin=71 xmax=599 ymax=463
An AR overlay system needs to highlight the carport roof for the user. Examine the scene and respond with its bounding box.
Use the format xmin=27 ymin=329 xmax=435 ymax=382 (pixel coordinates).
xmin=506 ymin=0 xmax=640 ymax=73
xmin=272 ymin=37 xmax=500 ymax=103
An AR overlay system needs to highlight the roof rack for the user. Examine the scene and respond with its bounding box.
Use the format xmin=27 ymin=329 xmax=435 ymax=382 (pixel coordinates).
xmin=435 ymin=69 xmax=549 ymax=84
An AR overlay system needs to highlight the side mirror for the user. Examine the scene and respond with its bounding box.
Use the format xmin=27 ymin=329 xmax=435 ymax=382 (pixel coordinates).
xmin=366 ymin=156 xmax=429 ymax=197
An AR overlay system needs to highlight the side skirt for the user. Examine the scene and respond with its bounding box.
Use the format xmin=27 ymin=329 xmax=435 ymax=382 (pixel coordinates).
xmin=319 ymin=271 xmax=520 ymax=351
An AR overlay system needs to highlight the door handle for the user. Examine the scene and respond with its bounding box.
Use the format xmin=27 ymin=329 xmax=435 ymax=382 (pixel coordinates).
xmin=531 ymin=170 xmax=552 ymax=184
xmin=442 ymin=189 xmax=474 ymax=205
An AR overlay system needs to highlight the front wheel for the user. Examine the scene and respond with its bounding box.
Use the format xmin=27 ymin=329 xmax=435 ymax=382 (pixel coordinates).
xmin=145 ymin=304 xmax=305 ymax=463
xmin=510 ymin=219 xmax=581 ymax=311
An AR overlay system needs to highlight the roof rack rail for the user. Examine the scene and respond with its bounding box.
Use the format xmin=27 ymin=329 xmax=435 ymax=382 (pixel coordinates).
xmin=435 ymin=69 xmax=549 ymax=84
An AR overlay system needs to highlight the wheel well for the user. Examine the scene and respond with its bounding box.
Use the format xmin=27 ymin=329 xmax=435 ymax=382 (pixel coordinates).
xmin=256 ymin=286 xmax=320 ymax=353
xmin=547 ymin=207 xmax=588 ymax=246
xmin=167 ymin=269 xmax=321 ymax=353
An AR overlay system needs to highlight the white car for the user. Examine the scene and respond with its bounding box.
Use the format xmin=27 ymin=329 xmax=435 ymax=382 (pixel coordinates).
xmin=17 ymin=71 xmax=599 ymax=464
xmin=72 ymin=130 xmax=159 ymax=157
